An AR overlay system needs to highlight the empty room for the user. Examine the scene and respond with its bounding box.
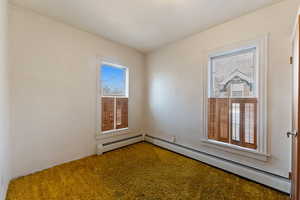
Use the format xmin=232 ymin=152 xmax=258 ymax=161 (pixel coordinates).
xmin=1 ymin=0 xmax=300 ymax=199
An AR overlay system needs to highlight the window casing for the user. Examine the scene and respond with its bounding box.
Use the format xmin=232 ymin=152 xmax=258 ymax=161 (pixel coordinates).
xmin=99 ymin=62 xmax=129 ymax=134
xmin=204 ymin=36 xmax=268 ymax=158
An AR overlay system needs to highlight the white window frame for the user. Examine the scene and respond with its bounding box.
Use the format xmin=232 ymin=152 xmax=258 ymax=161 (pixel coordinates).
xmin=202 ymin=35 xmax=269 ymax=161
xmin=96 ymin=60 xmax=129 ymax=136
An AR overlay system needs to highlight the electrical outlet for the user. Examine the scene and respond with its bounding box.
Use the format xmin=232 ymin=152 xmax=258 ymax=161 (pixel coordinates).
xmin=171 ymin=136 xmax=176 ymax=143
xmin=142 ymin=133 xmax=146 ymax=140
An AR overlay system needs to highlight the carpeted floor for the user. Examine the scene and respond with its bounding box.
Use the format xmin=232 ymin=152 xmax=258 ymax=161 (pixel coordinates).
xmin=7 ymin=142 xmax=289 ymax=200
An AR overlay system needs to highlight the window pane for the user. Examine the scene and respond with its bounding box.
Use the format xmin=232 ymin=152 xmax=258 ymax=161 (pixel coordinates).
xmin=101 ymin=64 xmax=126 ymax=96
xmin=116 ymin=98 xmax=128 ymax=129
xmin=231 ymin=103 xmax=240 ymax=141
xmin=245 ymin=103 xmax=255 ymax=144
xmin=218 ymin=99 xmax=230 ymax=142
xmin=101 ymin=97 xmax=115 ymax=131
xmin=210 ymin=48 xmax=256 ymax=98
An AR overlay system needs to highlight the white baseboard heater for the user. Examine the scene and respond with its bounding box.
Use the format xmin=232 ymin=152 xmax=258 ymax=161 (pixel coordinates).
xmin=97 ymin=134 xmax=143 ymax=155
xmin=145 ymin=135 xmax=291 ymax=194
xmin=96 ymin=133 xmax=290 ymax=193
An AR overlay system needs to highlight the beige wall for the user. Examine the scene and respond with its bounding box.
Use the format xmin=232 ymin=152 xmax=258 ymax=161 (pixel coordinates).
xmin=145 ymin=0 xmax=299 ymax=178
xmin=0 ymin=0 xmax=10 ymax=197
xmin=9 ymin=5 xmax=145 ymax=178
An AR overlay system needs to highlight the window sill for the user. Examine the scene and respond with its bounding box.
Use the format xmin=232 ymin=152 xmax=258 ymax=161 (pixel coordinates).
xmin=201 ymin=139 xmax=270 ymax=162
xmin=96 ymin=128 xmax=129 ymax=140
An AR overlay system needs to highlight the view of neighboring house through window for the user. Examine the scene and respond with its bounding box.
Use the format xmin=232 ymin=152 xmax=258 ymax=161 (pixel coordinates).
xmin=100 ymin=62 xmax=128 ymax=133
xmin=208 ymin=47 xmax=257 ymax=149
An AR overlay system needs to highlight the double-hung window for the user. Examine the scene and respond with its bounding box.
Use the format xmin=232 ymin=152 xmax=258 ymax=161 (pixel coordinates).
xmin=100 ymin=62 xmax=128 ymax=133
xmin=208 ymin=47 xmax=258 ymax=149
xmin=206 ymin=37 xmax=267 ymax=154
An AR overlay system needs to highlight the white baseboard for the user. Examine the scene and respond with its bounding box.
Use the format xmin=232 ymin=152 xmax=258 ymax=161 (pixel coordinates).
xmin=145 ymin=135 xmax=290 ymax=194
xmin=97 ymin=134 xmax=143 ymax=155
xmin=0 ymin=178 xmax=9 ymax=200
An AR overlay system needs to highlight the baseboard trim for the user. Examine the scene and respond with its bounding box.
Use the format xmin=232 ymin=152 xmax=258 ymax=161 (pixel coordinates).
xmin=0 ymin=178 xmax=9 ymax=200
xmin=145 ymin=135 xmax=290 ymax=194
xmin=97 ymin=134 xmax=143 ymax=155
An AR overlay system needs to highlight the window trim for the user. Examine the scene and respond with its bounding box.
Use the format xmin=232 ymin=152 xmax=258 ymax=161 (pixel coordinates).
xmin=202 ymin=35 xmax=269 ymax=160
xmin=96 ymin=60 xmax=129 ymax=136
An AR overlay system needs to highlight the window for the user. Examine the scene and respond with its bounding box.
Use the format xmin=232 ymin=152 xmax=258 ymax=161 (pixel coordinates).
xmin=207 ymin=47 xmax=258 ymax=150
xmin=100 ymin=62 xmax=128 ymax=133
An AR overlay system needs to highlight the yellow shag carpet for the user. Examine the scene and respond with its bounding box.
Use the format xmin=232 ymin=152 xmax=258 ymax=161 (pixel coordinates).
xmin=7 ymin=142 xmax=288 ymax=200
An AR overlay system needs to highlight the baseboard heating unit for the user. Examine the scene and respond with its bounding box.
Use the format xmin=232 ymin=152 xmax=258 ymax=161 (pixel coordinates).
xmin=97 ymin=134 xmax=143 ymax=155
xmin=96 ymin=133 xmax=290 ymax=193
xmin=144 ymin=135 xmax=290 ymax=194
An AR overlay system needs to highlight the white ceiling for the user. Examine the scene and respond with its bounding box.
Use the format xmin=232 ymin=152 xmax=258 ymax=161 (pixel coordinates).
xmin=10 ymin=0 xmax=284 ymax=52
